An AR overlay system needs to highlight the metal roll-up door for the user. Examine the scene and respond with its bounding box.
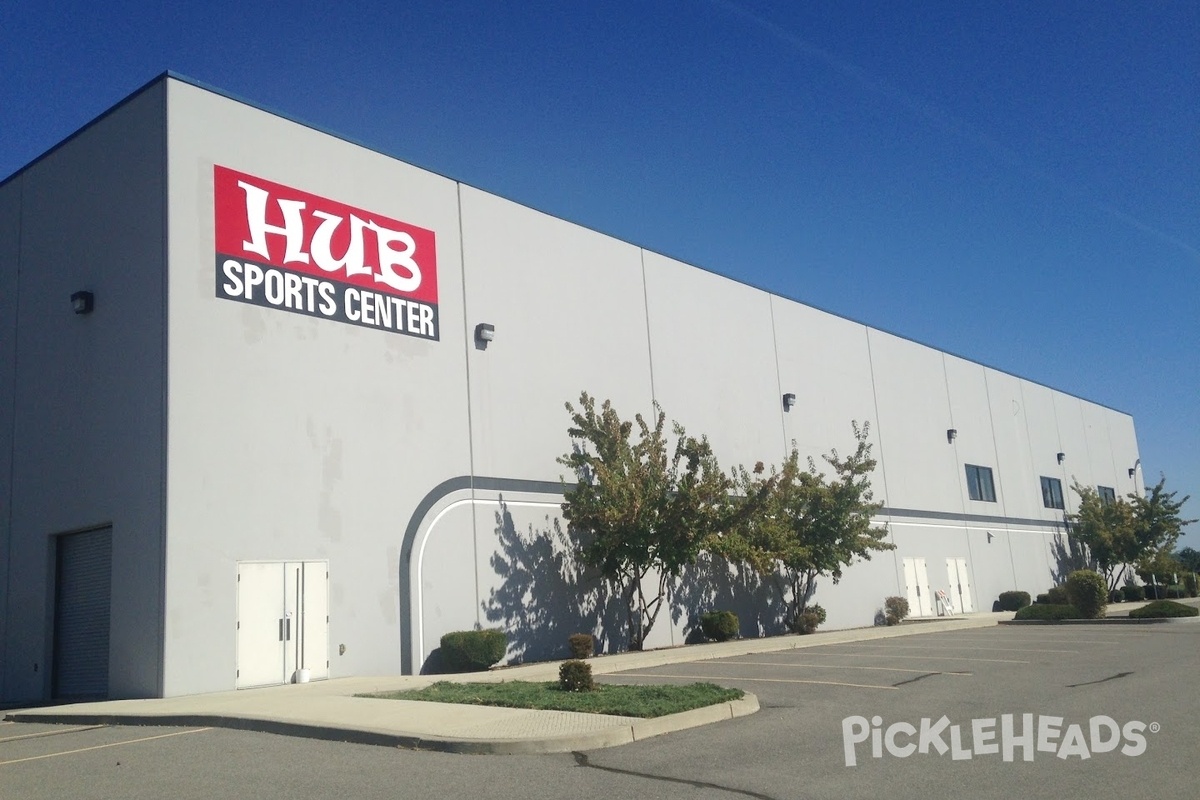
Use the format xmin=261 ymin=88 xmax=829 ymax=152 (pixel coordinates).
xmin=53 ymin=528 xmax=113 ymax=699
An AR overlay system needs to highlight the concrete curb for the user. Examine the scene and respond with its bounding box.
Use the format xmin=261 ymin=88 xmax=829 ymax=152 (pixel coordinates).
xmin=2 ymin=613 xmax=1004 ymax=753
xmin=4 ymin=693 xmax=761 ymax=755
xmin=1001 ymin=616 xmax=1198 ymax=626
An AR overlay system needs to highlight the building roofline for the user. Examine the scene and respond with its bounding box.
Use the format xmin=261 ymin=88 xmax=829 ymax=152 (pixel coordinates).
xmin=2 ymin=70 xmax=1132 ymax=418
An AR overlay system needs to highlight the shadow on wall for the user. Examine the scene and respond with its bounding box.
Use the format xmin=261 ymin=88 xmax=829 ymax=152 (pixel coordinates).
xmin=1050 ymin=531 xmax=1096 ymax=586
xmin=671 ymin=552 xmax=790 ymax=642
xmin=482 ymin=496 xmax=628 ymax=663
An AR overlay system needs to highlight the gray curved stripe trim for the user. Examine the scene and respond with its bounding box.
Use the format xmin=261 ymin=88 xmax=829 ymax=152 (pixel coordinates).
xmin=397 ymin=476 xmax=1066 ymax=672
xmin=882 ymin=507 xmax=1067 ymax=530
xmin=399 ymin=476 xmax=565 ymax=673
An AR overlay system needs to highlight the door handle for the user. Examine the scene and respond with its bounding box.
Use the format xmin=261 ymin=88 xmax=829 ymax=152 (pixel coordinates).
xmin=279 ymin=618 xmax=285 ymax=641
xmin=286 ymin=618 xmax=292 ymax=641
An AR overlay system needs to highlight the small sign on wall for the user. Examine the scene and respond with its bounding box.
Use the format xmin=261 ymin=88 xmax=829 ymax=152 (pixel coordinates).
xmin=213 ymin=165 xmax=439 ymax=340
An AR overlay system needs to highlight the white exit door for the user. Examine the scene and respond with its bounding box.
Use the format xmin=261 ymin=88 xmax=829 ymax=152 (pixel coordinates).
xmin=902 ymin=557 xmax=933 ymax=617
xmin=236 ymin=561 xmax=329 ymax=688
xmin=946 ymin=557 xmax=975 ymax=613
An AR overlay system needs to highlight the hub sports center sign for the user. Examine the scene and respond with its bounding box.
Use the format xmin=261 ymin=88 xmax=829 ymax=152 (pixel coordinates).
xmin=214 ymin=166 xmax=439 ymax=340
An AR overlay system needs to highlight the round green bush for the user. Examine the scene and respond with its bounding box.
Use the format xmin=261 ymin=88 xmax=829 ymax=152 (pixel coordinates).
xmin=1128 ymin=600 xmax=1199 ymax=619
xmin=1121 ymin=584 xmax=1145 ymax=602
xmin=1014 ymin=603 xmax=1080 ymax=621
xmin=700 ymin=610 xmax=739 ymax=641
xmin=568 ymin=633 xmax=595 ymax=659
xmin=884 ymin=596 xmax=909 ymax=625
xmin=997 ymin=591 xmax=1032 ymax=611
xmin=1046 ymin=585 xmax=1069 ymax=605
xmin=439 ymin=629 xmax=508 ymax=672
xmin=1065 ymin=570 xmax=1107 ymax=619
xmin=558 ymin=659 xmax=595 ymax=691
xmin=793 ymin=610 xmax=821 ymax=635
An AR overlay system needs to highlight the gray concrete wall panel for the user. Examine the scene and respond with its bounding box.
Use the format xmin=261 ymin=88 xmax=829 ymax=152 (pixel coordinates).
xmin=1 ymin=83 xmax=167 ymax=701
xmin=459 ymin=186 xmax=654 ymax=481
xmin=770 ymin=297 xmax=885 ymax=490
xmin=1051 ymin=391 xmax=1093 ymax=512
xmin=643 ymin=251 xmax=784 ymax=469
xmin=944 ymin=356 xmax=1006 ymax=511
xmin=163 ymin=79 xmax=470 ymax=694
xmin=983 ymin=369 xmax=1043 ymax=521
xmin=866 ymin=331 xmax=960 ymax=512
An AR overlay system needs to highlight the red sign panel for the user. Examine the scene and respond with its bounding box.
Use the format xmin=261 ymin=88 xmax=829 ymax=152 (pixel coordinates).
xmin=214 ymin=166 xmax=439 ymax=339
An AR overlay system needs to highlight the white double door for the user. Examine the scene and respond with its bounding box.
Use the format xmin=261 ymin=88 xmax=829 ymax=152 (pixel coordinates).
xmin=902 ymin=557 xmax=933 ymax=617
xmin=237 ymin=561 xmax=329 ymax=688
xmin=946 ymin=557 xmax=975 ymax=613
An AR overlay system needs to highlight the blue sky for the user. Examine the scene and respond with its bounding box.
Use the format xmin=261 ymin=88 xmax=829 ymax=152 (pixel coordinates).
xmin=2 ymin=1 xmax=1196 ymax=545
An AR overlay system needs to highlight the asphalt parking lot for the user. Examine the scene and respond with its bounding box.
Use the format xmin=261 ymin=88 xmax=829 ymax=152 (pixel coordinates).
xmin=2 ymin=622 xmax=1197 ymax=800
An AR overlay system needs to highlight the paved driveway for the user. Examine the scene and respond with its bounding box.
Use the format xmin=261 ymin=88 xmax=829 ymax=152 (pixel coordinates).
xmin=2 ymin=622 xmax=1196 ymax=799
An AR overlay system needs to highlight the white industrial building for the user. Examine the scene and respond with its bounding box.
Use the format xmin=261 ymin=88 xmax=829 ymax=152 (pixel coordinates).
xmin=0 ymin=74 xmax=1143 ymax=702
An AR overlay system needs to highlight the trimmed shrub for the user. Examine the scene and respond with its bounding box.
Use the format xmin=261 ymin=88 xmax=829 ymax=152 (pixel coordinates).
xmin=884 ymin=596 xmax=909 ymax=626
xmin=1166 ymin=585 xmax=1185 ymax=599
xmin=1184 ymin=573 xmax=1199 ymax=598
xmin=1108 ymin=590 xmax=1123 ymax=604
xmin=439 ymin=629 xmax=507 ymax=672
xmin=1034 ymin=593 xmax=1051 ymax=605
xmin=1065 ymin=570 xmax=1108 ymax=620
xmin=568 ymin=633 xmax=595 ymax=659
xmin=1014 ymin=603 xmax=1080 ymax=621
xmin=558 ymin=659 xmax=595 ymax=692
xmin=794 ymin=610 xmax=821 ymax=635
xmin=701 ymin=610 xmax=739 ymax=642
xmin=997 ymin=591 xmax=1031 ymax=611
xmin=789 ymin=604 xmax=827 ymax=635
xmin=1121 ymin=584 xmax=1145 ymax=602
xmin=1128 ymin=600 xmax=1199 ymax=619
xmin=1046 ymin=585 xmax=1069 ymax=605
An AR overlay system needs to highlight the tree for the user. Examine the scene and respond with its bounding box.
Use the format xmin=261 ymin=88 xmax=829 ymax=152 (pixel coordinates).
xmin=1067 ymin=484 xmax=1139 ymax=590
xmin=558 ymin=393 xmax=751 ymax=650
xmin=1069 ymin=477 xmax=1195 ymax=591
xmin=721 ymin=422 xmax=893 ymax=631
xmin=1176 ymin=546 xmax=1200 ymax=574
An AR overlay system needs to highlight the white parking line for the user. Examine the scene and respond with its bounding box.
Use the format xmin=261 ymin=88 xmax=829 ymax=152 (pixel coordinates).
xmin=826 ymin=643 xmax=1078 ymax=654
xmin=718 ymin=660 xmax=972 ymax=676
xmin=0 ymin=727 xmax=211 ymax=766
xmin=0 ymin=725 xmax=106 ymax=743
xmin=615 ymin=672 xmax=899 ymax=690
xmin=795 ymin=652 xmax=1028 ymax=664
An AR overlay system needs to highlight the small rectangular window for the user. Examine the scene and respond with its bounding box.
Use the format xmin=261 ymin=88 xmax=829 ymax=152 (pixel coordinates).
xmin=1098 ymin=486 xmax=1116 ymax=505
xmin=1040 ymin=476 xmax=1064 ymax=509
xmin=966 ymin=464 xmax=997 ymax=502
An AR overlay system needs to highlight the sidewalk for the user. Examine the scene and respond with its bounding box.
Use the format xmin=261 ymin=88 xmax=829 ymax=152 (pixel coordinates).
xmin=4 ymin=613 xmax=1007 ymax=754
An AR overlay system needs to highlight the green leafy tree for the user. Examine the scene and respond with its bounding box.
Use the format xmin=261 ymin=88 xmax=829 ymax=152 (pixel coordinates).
xmin=1069 ymin=477 xmax=1195 ymax=591
xmin=1067 ymin=483 xmax=1139 ymax=590
xmin=558 ymin=393 xmax=753 ymax=651
xmin=1176 ymin=546 xmax=1200 ymax=574
xmin=722 ymin=423 xmax=893 ymax=631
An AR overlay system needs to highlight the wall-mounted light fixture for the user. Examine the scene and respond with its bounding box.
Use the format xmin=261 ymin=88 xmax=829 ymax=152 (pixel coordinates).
xmin=474 ymin=322 xmax=495 ymax=344
xmin=782 ymin=393 xmax=796 ymax=411
xmin=1128 ymin=468 xmax=1136 ymax=478
xmin=1057 ymin=452 xmax=1066 ymax=465
xmin=71 ymin=290 xmax=94 ymax=315
xmin=946 ymin=428 xmax=957 ymax=444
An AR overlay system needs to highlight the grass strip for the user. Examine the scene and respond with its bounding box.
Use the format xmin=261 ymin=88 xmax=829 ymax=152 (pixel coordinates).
xmin=358 ymin=681 xmax=743 ymax=718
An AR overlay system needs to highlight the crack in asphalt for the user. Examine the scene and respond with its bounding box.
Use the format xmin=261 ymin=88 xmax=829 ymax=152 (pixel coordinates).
xmin=572 ymin=751 xmax=781 ymax=800
xmin=1066 ymin=671 xmax=1134 ymax=688
xmin=891 ymin=672 xmax=941 ymax=687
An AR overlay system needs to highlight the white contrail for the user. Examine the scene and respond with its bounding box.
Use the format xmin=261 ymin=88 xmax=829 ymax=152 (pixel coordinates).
xmin=708 ymin=0 xmax=1200 ymax=263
